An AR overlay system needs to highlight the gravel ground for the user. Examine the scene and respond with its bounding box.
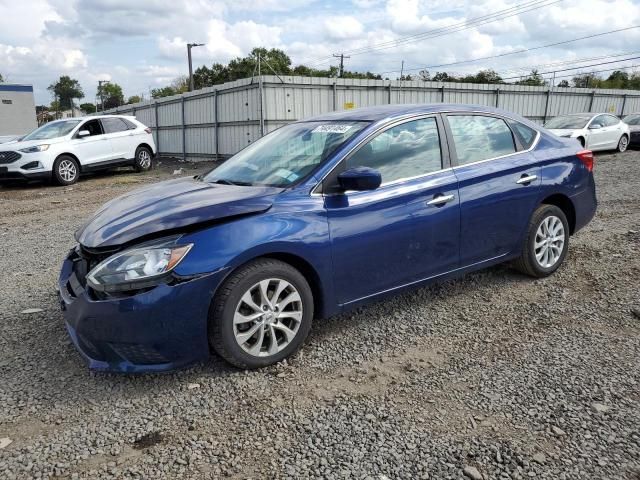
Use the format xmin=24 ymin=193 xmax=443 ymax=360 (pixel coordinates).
xmin=0 ymin=152 xmax=639 ymax=480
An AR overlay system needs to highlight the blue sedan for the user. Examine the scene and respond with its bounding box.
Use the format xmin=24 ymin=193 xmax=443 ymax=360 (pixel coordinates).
xmin=58 ymin=104 xmax=597 ymax=372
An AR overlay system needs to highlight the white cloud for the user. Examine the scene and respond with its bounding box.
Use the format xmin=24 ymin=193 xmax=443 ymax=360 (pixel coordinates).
xmin=324 ymin=16 xmax=365 ymax=40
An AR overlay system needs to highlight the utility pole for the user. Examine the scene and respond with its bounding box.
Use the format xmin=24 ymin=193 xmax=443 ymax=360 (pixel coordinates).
xmin=98 ymin=80 xmax=110 ymax=112
xmin=187 ymin=43 xmax=205 ymax=91
xmin=333 ymin=53 xmax=350 ymax=78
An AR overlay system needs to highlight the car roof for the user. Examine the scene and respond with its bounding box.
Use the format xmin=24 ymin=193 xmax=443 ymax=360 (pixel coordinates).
xmin=305 ymin=103 xmax=525 ymax=122
xmin=48 ymin=115 xmax=135 ymax=122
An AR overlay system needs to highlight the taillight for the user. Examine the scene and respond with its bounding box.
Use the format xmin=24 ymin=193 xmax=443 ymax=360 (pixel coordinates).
xmin=144 ymin=128 xmax=152 ymax=134
xmin=576 ymin=149 xmax=594 ymax=172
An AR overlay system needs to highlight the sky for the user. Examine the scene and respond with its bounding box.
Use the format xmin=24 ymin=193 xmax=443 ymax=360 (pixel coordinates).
xmin=1 ymin=0 xmax=639 ymax=105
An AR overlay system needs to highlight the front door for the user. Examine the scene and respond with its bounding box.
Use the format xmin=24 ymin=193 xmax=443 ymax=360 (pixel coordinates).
xmin=69 ymin=119 xmax=114 ymax=165
xmin=324 ymin=116 xmax=460 ymax=305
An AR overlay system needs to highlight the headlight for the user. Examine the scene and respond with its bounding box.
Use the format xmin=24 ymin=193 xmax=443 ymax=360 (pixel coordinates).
xmin=86 ymin=238 xmax=193 ymax=293
xmin=19 ymin=144 xmax=49 ymax=153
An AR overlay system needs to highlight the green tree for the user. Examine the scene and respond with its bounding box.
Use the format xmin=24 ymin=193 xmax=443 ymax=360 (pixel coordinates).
xmin=151 ymin=86 xmax=179 ymax=98
xmin=572 ymin=73 xmax=601 ymax=88
xmin=515 ymin=69 xmax=545 ymax=86
xmin=98 ymin=82 xmax=124 ymax=109
xmin=126 ymin=95 xmax=142 ymax=104
xmin=557 ymin=80 xmax=570 ymax=87
xmin=47 ymin=76 xmax=84 ymax=110
xmin=603 ymin=70 xmax=629 ymax=89
xmin=461 ymin=69 xmax=503 ymax=84
xmin=432 ymin=72 xmax=456 ymax=82
xmin=80 ymin=102 xmax=96 ymax=114
xmin=0 ymin=73 xmax=4 ymax=82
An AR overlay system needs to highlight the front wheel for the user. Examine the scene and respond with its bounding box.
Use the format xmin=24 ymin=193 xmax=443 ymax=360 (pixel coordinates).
xmin=617 ymin=135 xmax=629 ymax=153
xmin=134 ymin=146 xmax=153 ymax=172
xmin=513 ymin=204 xmax=569 ymax=278
xmin=53 ymin=155 xmax=80 ymax=186
xmin=209 ymin=259 xmax=313 ymax=369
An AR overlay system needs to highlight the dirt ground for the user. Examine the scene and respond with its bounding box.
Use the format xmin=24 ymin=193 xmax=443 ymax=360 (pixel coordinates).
xmin=0 ymin=151 xmax=639 ymax=479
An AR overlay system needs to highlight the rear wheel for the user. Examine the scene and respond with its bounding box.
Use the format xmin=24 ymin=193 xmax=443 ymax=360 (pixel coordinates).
xmin=134 ymin=146 xmax=153 ymax=172
xmin=577 ymin=137 xmax=585 ymax=148
xmin=209 ymin=259 xmax=313 ymax=369
xmin=617 ymin=134 xmax=629 ymax=153
xmin=53 ymin=155 xmax=79 ymax=186
xmin=513 ymin=204 xmax=569 ymax=278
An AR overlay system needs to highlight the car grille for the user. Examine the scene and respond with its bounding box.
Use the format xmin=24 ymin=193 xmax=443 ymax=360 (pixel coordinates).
xmin=0 ymin=151 xmax=21 ymax=164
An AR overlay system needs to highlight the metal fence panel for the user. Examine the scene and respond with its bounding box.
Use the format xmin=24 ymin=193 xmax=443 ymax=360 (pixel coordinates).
xmin=102 ymin=76 xmax=640 ymax=160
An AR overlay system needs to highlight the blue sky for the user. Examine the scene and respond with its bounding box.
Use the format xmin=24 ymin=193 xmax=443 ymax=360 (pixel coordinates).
xmin=1 ymin=0 xmax=639 ymax=105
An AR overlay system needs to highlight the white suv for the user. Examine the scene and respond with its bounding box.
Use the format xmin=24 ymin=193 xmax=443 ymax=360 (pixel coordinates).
xmin=0 ymin=115 xmax=156 ymax=185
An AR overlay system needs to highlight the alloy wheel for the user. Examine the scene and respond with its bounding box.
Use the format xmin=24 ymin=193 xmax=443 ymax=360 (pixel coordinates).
xmin=619 ymin=136 xmax=628 ymax=152
xmin=59 ymin=159 xmax=77 ymax=182
xmin=534 ymin=215 xmax=565 ymax=268
xmin=138 ymin=150 xmax=151 ymax=169
xmin=233 ymin=278 xmax=303 ymax=357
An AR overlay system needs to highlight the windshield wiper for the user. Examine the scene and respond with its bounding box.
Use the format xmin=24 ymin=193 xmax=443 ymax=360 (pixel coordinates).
xmin=212 ymin=179 xmax=253 ymax=186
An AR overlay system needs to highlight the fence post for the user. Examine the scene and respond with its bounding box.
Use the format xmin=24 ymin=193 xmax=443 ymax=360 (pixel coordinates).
xmin=495 ymin=88 xmax=500 ymax=108
xmin=214 ymin=89 xmax=219 ymax=160
xmin=543 ymin=88 xmax=551 ymax=123
xmin=258 ymin=76 xmax=265 ymax=137
xmin=154 ymin=101 xmax=160 ymax=156
xmin=333 ymin=82 xmax=337 ymax=110
xmin=621 ymin=94 xmax=627 ymax=116
xmin=387 ymin=82 xmax=392 ymax=104
xmin=181 ymin=96 xmax=186 ymax=162
xmin=441 ymin=85 xmax=445 ymax=103
xmin=588 ymin=90 xmax=596 ymax=112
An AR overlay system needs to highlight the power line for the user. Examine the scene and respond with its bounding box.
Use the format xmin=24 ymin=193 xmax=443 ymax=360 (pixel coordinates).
xmin=373 ymin=25 xmax=640 ymax=75
xmin=306 ymin=0 xmax=562 ymax=66
xmin=499 ymin=50 xmax=640 ymax=74
xmin=498 ymin=55 xmax=640 ymax=81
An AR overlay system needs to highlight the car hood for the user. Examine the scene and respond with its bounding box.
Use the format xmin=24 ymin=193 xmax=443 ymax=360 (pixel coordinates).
xmin=6 ymin=136 xmax=68 ymax=149
xmin=75 ymin=177 xmax=282 ymax=248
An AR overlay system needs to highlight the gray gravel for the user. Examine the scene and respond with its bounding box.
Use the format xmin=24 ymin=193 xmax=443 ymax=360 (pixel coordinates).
xmin=0 ymin=152 xmax=639 ymax=479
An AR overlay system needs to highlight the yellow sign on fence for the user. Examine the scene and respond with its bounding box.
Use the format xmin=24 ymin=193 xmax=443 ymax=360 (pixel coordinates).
xmin=344 ymin=102 xmax=355 ymax=110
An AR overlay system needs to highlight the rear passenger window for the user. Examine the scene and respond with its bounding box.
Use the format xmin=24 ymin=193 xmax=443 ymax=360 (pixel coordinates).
xmin=123 ymin=119 xmax=138 ymax=130
xmin=602 ymin=115 xmax=619 ymax=127
xmin=448 ymin=115 xmax=516 ymax=165
xmin=347 ymin=117 xmax=442 ymax=184
xmin=101 ymin=118 xmax=129 ymax=134
xmin=509 ymin=121 xmax=538 ymax=149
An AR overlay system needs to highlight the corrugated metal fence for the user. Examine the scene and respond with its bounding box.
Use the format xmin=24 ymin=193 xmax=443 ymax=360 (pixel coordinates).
xmin=103 ymin=76 xmax=640 ymax=161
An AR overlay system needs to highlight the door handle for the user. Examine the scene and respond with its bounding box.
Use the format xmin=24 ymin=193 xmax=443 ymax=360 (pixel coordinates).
xmin=427 ymin=194 xmax=455 ymax=206
xmin=516 ymin=174 xmax=537 ymax=185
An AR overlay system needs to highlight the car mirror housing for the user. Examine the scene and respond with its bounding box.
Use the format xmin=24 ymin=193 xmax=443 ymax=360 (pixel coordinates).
xmin=337 ymin=167 xmax=382 ymax=192
xmin=77 ymin=130 xmax=91 ymax=137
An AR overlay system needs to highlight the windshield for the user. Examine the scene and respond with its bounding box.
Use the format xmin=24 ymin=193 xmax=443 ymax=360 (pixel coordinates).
xmin=203 ymin=121 xmax=369 ymax=187
xmin=623 ymin=114 xmax=640 ymax=126
xmin=544 ymin=115 xmax=591 ymax=130
xmin=22 ymin=120 xmax=81 ymax=141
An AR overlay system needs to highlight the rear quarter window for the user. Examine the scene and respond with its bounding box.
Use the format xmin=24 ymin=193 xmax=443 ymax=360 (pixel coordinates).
xmin=509 ymin=121 xmax=538 ymax=149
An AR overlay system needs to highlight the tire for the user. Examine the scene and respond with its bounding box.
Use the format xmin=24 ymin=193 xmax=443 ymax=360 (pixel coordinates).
xmin=617 ymin=134 xmax=629 ymax=153
xmin=512 ymin=204 xmax=570 ymax=278
xmin=577 ymin=137 xmax=585 ymax=148
xmin=209 ymin=258 xmax=314 ymax=369
xmin=134 ymin=146 xmax=153 ymax=172
xmin=52 ymin=155 xmax=80 ymax=186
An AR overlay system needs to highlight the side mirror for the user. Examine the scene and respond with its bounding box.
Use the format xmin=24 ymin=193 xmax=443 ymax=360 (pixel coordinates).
xmin=337 ymin=167 xmax=382 ymax=192
xmin=589 ymin=124 xmax=602 ymax=130
xmin=77 ymin=129 xmax=90 ymax=137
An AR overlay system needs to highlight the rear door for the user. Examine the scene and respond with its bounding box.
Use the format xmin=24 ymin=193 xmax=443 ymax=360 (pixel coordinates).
xmin=69 ymin=119 xmax=114 ymax=165
xmin=586 ymin=115 xmax=609 ymax=149
xmin=100 ymin=118 xmax=133 ymax=159
xmin=324 ymin=115 xmax=460 ymax=305
xmin=600 ymin=114 xmax=623 ymax=148
xmin=444 ymin=114 xmax=541 ymax=267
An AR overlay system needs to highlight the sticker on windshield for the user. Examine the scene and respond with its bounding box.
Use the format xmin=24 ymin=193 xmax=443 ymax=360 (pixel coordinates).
xmin=312 ymin=124 xmax=353 ymax=134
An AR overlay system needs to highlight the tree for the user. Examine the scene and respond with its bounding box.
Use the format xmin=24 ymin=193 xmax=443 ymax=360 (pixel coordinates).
xmin=418 ymin=70 xmax=431 ymax=81
xmin=515 ymin=69 xmax=545 ymax=86
xmin=98 ymin=82 xmax=124 ymax=109
xmin=572 ymin=73 xmax=601 ymax=88
xmin=80 ymin=103 xmax=96 ymax=114
xmin=151 ymin=86 xmax=179 ymax=99
xmin=432 ymin=72 xmax=455 ymax=82
xmin=603 ymin=70 xmax=629 ymax=89
xmin=127 ymin=95 xmax=142 ymax=105
xmin=47 ymin=76 xmax=84 ymax=110
xmin=0 ymin=73 xmax=3 ymax=82
xmin=557 ymin=80 xmax=570 ymax=87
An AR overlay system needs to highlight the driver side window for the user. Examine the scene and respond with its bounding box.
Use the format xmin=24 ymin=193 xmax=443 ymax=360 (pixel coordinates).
xmin=79 ymin=119 xmax=103 ymax=137
xmin=590 ymin=116 xmax=605 ymax=128
xmin=346 ymin=117 xmax=442 ymax=184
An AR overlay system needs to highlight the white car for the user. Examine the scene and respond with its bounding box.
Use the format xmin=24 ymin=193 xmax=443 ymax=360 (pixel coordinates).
xmin=0 ymin=115 xmax=156 ymax=185
xmin=622 ymin=113 xmax=640 ymax=148
xmin=544 ymin=113 xmax=630 ymax=152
